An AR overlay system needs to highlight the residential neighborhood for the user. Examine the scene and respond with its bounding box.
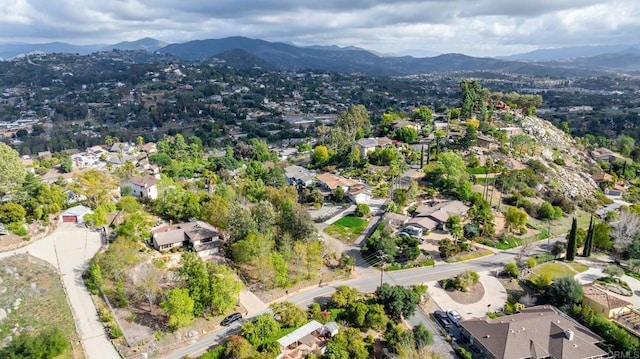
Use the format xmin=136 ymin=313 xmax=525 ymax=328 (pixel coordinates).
xmin=2 ymin=51 xmax=640 ymax=359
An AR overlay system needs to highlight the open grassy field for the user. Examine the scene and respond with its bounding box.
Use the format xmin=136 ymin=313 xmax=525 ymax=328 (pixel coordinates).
xmin=324 ymin=215 xmax=368 ymax=242
xmin=0 ymin=254 xmax=82 ymax=358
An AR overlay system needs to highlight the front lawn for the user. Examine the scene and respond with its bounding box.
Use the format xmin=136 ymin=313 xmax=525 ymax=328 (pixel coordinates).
xmin=324 ymin=215 xmax=368 ymax=242
xmin=532 ymin=262 xmax=578 ymax=280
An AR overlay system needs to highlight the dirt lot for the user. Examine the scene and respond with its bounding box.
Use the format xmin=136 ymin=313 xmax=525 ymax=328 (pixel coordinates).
xmin=0 ymin=254 xmax=83 ymax=358
xmin=0 ymin=220 xmax=57 ymax=252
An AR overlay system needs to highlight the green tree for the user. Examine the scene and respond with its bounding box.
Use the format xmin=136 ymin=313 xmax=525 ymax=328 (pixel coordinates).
xmin=445 ymin=215 xmax=463 ymax=241
xmin=72 ymin=169 xmax=117 ymax=207
xmin=583 ymin=216 xmax=594 ymax=257
xmin=428 ymin=152 xmax=469 ymax=192
xmin=593 ymin=222 xmax=612 ymax=251
xmin=331 ymin=286 xmax=359 ymax=308
xmin=270 ymin=301 xmax=307 ymax=328
xmin=364 ymin=303 xmax=389 ymax=330
xmin=223 ymin=335 xmax=256 ymax=359
xmin=354 ymin=203 xmax=371 ymax=217
xmin=603 ymin=264 xmax=624 ymax=278
xmin=503 ymin=206 xmax=528 ymax=235
xmin=375 ymin=283 xmax=421 ymax=321
xmin=346 ymin=301 xmax=369 ymax=327
xmin=241 ymin=313 xmax=280 ymax=346
xmin=312 ymin=145 xmax=330 ymax=166
xmin=0 ymin=202 xmax=26 ymax=224
xmin=332 ymin=186 xmax=346 ymax=203
xmin=207 ymin=262 xmax=243 ymax=315
xmin=412 ymin=106 xmax=433 ymax=123
xmin=412 ymin=323 xmax=434 ymax=347
xmin=546 ymin=276 xmax=583 ymax=309
xmin=0 ymin=143 xmax=27 ymax=194
xmin=324 ymin=327 xmax=369 ymax=359
xmin=395 ymin=127 xmax=418 ymax=144
xmin=178 ymin=252 xmax=211 ymax=316
xmin=335 ymin=105 xmax=371 ymax=142
xmin=566 ymin=217 xmax=578 ymax=261
xmin=162 ymin=288 xmax=195 ymax=330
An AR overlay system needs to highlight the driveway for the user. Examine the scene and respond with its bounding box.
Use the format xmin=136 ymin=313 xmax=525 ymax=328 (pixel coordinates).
xmin=0 ymin=223 xmax=119 ymax=359
xmin=575 ymin=263 xmax=640 ymax=308
xmin=427 ymin=270 xmax=508 ymax=320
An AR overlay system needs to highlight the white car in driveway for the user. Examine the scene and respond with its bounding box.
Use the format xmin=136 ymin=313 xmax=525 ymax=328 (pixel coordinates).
xmin=446 ymin=309 xmax=462 ymax=326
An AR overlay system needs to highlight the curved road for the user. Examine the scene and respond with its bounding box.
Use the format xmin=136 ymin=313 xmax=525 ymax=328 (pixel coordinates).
xmin=162 ymin=247 xmax=533 ymax=359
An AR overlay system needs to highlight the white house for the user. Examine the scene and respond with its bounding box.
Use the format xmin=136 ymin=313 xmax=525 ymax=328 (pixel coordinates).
xmin=125 ymin=175 xmax=158 ymax=200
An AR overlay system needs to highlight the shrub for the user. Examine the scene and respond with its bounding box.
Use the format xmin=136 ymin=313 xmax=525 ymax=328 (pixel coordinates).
xmin=108 ymin=323 xmax=123 ymax=339
xmin=0 ymin=327 xmax=68 ymax=358
xmin=454 ymin=270 xmax=480 ymax=291
xmin=8 ymin=222 xmax=27 ymax=236
xmin=504 ymin=262 xmax=519 ymax=278
xmin=456 ymin=347 xmax=473 ymax=359
xmin=354 ymin=203 xmax=371 ymax=217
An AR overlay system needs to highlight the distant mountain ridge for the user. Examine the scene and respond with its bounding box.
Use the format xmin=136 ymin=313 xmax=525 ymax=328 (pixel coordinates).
xmin=101 ymin=37 xmax=168 ymax=52
xmin=499 ymin=43 xmax=640 ymax=61
xmin=1 ymin=36 xmax=638 ymax=76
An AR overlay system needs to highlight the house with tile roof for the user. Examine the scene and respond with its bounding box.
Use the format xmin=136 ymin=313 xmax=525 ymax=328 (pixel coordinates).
xmin=582 ymin=283 xmax=632 ymax=319
xmin=460 ymin=305 xmax=609 ymax=359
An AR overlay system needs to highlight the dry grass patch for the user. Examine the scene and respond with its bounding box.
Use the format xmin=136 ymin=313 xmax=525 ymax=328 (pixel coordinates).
xmin=0 ymin=254 xmax=82 ymax=358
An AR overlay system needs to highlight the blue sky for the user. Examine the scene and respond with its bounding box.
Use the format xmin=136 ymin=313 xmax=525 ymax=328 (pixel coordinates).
xmin=0 ymin=0 xmax=637 ymax=56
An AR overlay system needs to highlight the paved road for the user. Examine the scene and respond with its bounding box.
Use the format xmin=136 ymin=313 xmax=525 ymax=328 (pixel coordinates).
xmin=0 ymin=224 xmax=119 ymax=359
xmin=163 ymin=236 xmax=565 ymax=358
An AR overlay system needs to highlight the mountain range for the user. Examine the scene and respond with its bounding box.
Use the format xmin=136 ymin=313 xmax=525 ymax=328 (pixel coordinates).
xmin=1 ymin=36 xmax=639 ymax=76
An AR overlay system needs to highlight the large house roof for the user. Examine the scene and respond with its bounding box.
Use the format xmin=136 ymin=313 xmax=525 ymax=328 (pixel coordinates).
xmin=414 ymin=200 xmax=469 ymax=224
xmin=129 ymin=175 xmax=158 ymax=188
xmin=461 ymin=305 xmax=607 ymax=359
xmin=316 ymin=173 xmax=358 ymax=190
xmin=583 ymin=283 xmax=632 ymax=310
xmin=152 ymin=221 xmax=219 ymax=246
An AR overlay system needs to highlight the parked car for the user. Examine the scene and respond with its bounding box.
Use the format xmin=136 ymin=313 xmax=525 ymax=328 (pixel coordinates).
xmin=446 ymin=309 xmax=462 ymax=326
xmin=433 ymin=310 xmax=453 ymax=328
xmin=221 ymin=312 xmax=243 ymax=326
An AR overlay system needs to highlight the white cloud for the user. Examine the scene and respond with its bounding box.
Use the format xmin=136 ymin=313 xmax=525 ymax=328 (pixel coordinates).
xmin=0 ymin=0 xmax=637 ymax=56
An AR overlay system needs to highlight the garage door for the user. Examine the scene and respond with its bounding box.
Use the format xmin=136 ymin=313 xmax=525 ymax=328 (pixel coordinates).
xmin=62 ymin=215 xmax=78 ymax=223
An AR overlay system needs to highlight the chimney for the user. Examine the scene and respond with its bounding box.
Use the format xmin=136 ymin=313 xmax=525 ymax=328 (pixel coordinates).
xmin=565 ymin=329 xmax=574 ymax=341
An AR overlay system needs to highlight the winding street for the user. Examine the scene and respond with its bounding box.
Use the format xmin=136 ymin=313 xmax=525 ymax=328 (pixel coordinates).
xmin=162 ymin=244 xmax=548 ymax=359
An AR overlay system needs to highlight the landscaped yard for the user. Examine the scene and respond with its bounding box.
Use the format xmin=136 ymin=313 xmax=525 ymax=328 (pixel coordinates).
xmin=324 ymin=215 xmax=368 ymax=242
xmin=532 ymin=261 xmax=588 ymax=280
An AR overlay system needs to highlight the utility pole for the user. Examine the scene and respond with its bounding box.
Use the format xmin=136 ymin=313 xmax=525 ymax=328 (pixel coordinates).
xmin=547 ymin=219 xmax=552 ymax=253
xmin=378 ymin=250 xmax=386 ymax=287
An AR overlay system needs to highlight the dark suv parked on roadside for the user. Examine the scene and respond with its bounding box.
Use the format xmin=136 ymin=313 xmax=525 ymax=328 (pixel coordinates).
xmin=221 ymin=312 xmax=242 ymax=326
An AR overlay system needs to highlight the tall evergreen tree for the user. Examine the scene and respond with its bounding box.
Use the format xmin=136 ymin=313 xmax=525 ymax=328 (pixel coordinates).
xmin=583 ymin=216 xmax=594 ymax=257
xmin=566 ymin=217 xmax=578 ymax=261
xmin=420 ymin=145 xmax=424 ymax=169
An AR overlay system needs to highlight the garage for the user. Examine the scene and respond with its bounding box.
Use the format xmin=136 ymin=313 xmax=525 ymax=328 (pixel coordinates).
xmin=59 ymin=205 xmax=94 ymax=224
xmin=62 ymin=215 xmax=78 ymax=223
